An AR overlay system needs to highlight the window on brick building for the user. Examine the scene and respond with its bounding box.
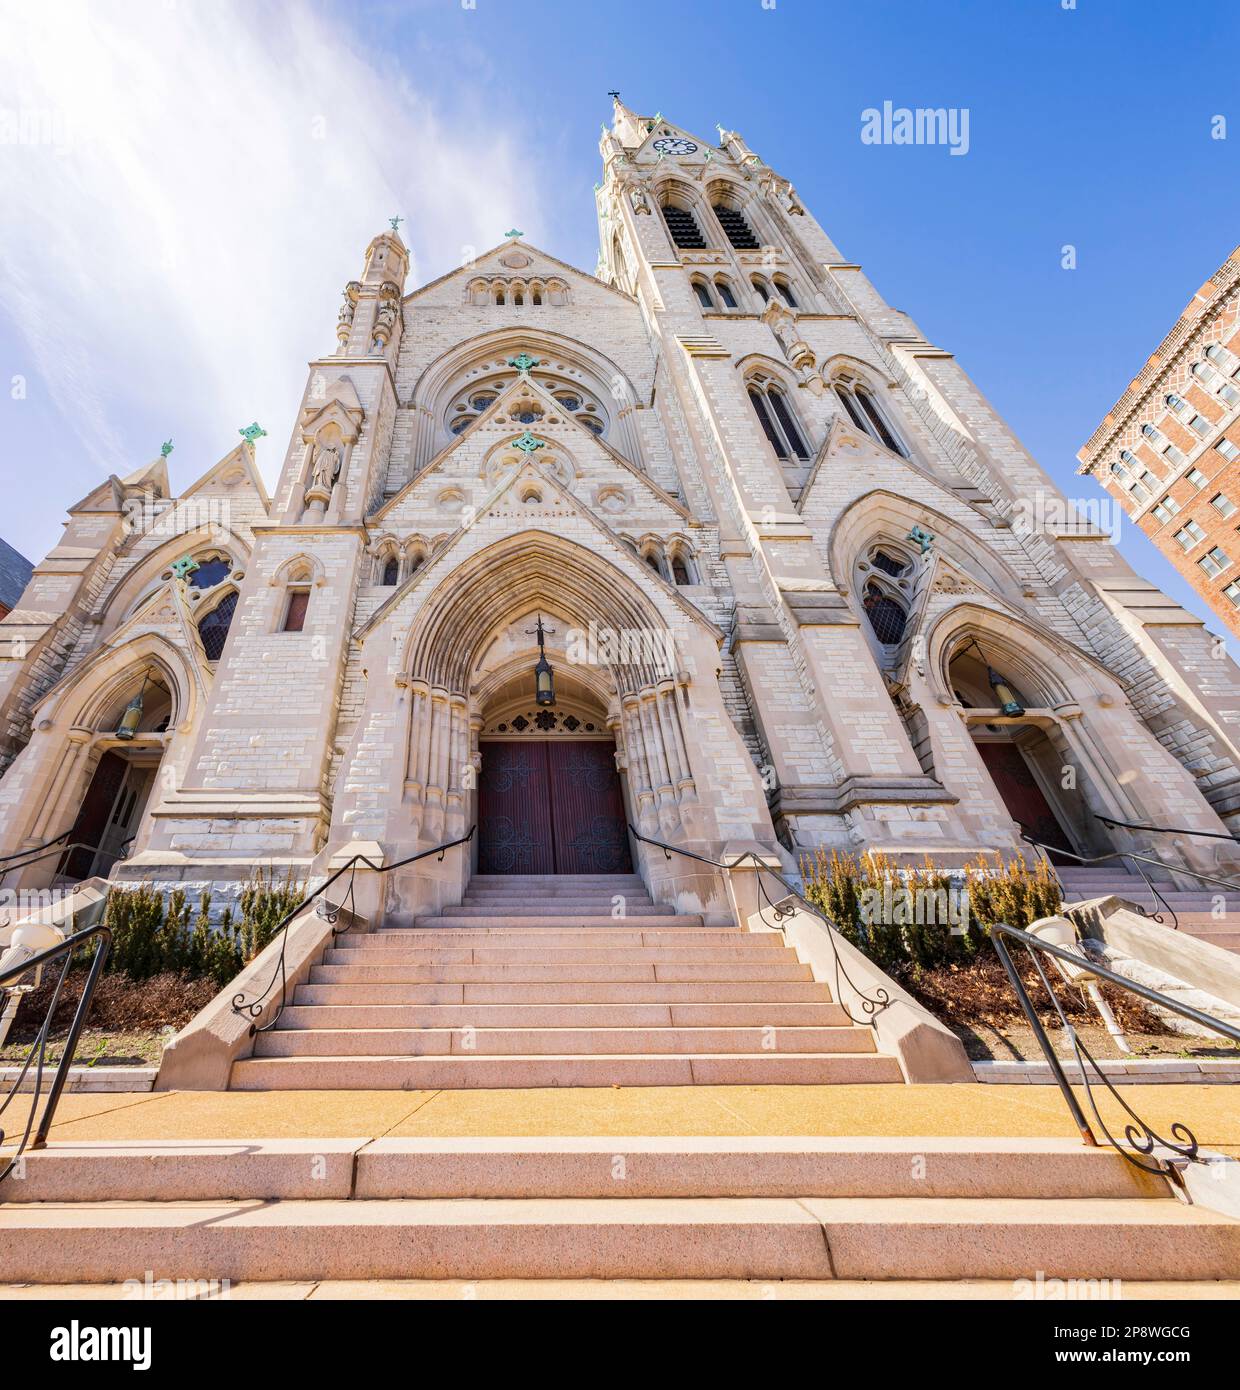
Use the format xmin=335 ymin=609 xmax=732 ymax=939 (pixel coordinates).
xmin=1225 ymin=581 xmax=1240 ymax=609
xmin=1152 ymin=496 xmax=1180 ymax=525
xmin=1198 ymin=546 xmax=1231 ymax=580
xmin=1205 ymin=343 xmax=1240 ymax=375
xmin=1211 ymin=493 xmax=1236 ymax=519
xmin=1174 ymin=520 xmax=1206 ymax=550
xmin=1186 ymin=467 xmax=1208 ymax=489
xmin=1143 ymin=423 xmax=1186 ymax=466
xmin=282 ymin=588 xmax=310 ymax=632
xmin=1193 ymin=361 xmax=1240 ymax=408
xmin=1217 ymin=438 xmax=1240 ymax=463
xmin=1167 ymin=394 xmax=1212 ymax=437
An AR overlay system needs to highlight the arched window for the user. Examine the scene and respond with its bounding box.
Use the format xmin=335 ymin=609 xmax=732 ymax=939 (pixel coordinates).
xmin=660 ymin=200 xmax=707 ymax=249
xmin=494 ymin=287 xmax=505 ymax=305
xmin=531 ymin=288 xmax=542 ymax=305
xmin=1167 ymin=392 xmax=1211 ymax=436
xmin=197 ymin=591 xmax=238 ymax=661
xmin=715 ymin=278 xmax=738 ymax=309
xmin=513 ymin=289 xmax=524 ymax=306
xmin=712 ymin=202 xmax=759 ymax=249
xmin=381 ymin=556 xmax=399 ymax=586
xmin=751 ymin=277 xmax=770 ymax=303
xmin=671 ymin=555 xmax=691 ymax=585
xmin=692 ymin=279 xmax=715 ymax=309
xmin=773 ymin=277 xmax=798 ymax=308
xmin=835 ymin=381 xmax=907 ymax=457
xmin=748 ymin=377 xmax=809 ymax=460
xmin=1193 ymin=360 xmax=1240 ymax=407
xmin=645 ymin=552 xmax=662 ymax=574
xmin=862 ymin=581 xmax=907 ymax=645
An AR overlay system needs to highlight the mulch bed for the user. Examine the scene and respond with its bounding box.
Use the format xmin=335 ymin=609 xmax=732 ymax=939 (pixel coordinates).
xmin=895 ymin=952 xmax=1166 ymax=1034
xmin=5 ymin=969 xmax=216 ymax=1048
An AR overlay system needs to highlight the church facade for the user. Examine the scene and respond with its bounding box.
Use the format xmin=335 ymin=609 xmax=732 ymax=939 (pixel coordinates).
xmin=3 ymin=102 xmax=1240 ymax=923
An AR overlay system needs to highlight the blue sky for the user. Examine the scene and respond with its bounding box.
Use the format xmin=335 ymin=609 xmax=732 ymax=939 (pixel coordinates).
xmin=2 ymin=0 xmax=1238 ymax=631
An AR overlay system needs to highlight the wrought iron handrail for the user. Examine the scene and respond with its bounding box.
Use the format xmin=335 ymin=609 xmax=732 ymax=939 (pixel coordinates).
xmin=231 ymin=826 xmax=475 ymax=1035
xmin=1022 ymin=828 xmax=1240 ymax=932
xmin=626 ymin=824 xmax=891 ymax=1027
xmin=0 ymin=829 xmax=71 ymax=866
xmin=0 ymin=838 xmax=130 ymax=886
xmin=1018 ymin=833 xmax=1182 ymax=929
xmin=0 ymin=920 xmax=112 ymax=1183
xmin=1095 ymin=814 xmax=1239 ymax=844
xmin=990 ymin=920 xmax=1240 ymax=1180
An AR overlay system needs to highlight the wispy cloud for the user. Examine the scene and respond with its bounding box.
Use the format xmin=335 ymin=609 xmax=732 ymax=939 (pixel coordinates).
xmin=0 ymin=0 xmax=542 ymax=517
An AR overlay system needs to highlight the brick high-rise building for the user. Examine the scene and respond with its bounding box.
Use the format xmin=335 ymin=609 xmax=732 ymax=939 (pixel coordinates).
xmin=1079 ymin=248 xmax=1240 ymax=638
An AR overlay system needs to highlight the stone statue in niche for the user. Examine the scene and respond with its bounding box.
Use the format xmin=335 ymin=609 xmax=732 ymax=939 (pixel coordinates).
xmin=309 ymin=443 xmax=341 ymax=494
xmin=629 ymin=184 xmax=650 ymax=215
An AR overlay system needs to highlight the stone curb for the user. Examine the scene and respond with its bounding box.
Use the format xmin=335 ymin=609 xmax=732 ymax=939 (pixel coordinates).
xmin=973 ymin=1059 xmax=1240 ymax=1085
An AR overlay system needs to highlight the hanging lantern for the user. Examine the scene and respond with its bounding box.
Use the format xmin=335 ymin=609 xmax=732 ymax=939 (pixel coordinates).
xmin=116 ymin=673 xmax=149 ymax=740
xmin=528 ymin=615 xmax=555 ymax=707
xmin=987 ymin=665 xmax=1025 ymax=718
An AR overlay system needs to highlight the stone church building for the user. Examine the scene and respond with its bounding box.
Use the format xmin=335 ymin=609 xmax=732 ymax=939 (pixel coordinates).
xmin=3 ymin=100 xmax=1240 ymax=923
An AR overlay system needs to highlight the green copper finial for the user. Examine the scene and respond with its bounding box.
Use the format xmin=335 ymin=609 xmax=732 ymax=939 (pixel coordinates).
xmin=160 ymin=439 xmax=173 ymax=458
xmin=908 ymin=524 xmax=934 ymax=555
xmin=389 ymin=215 xmax=403 ymax=234
xmin=239 ymin=422 xmax=267 ymax=446
xmin=170 ymin=555 xmax=200 ymax=581
xmin=503 ymin=228 xmax=523 ymax=240
xmin=513 ymin=429 xmax=545 ymax=455
xmin=507 ymin=352 xmax=540 ymax=377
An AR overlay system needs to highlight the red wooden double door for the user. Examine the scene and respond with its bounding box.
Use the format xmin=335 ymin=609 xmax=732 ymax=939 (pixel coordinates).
xmin=477 ymin=739 xmax=633 ymax=875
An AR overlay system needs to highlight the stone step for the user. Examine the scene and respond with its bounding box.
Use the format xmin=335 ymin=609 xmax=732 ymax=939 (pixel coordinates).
xmin=292 ymin=980 xmax=833 ymax=1006
xmin=467 ymin=875 xmax=646 ymax=885
xmin=452 ymin=903 xmax=663 ymax=916
xmin=414 ymin=914 xmax=702 ymax=929
xmin=252 ymin=1025 xmax=877 ymax=1058
xmin=324 ymin=944 xmax=788 ymax=965
xmin=364 ymin=928 xmax=764 ymax=947
xmin=3 ymin=1194 xmax=1234 ymax=1282
xmin=461 ymin=885 xmax=655 ymax=898
xmin=0 ymin=1138 xmax=1166 ymax=1204
xmin=306 ymin=961 xmax=812 ymax=986
xmin=274 ymin=1002 xmax=852 ymax=1029
xmin=229 ymin=1052 xmax=903 ymax=1089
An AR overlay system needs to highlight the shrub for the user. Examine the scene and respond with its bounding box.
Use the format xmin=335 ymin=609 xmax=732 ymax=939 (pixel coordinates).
xmin=800 ymin=848 xmax=1064 ymax=973
xmin=237 ymin=868 xmax=305 ymax=960
xmin=100 ymin=873 xmax=303 ymax=988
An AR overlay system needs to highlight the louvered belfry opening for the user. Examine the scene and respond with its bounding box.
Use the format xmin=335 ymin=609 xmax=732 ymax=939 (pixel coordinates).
xmin=661 ymin=204 xmax=707 ymax=249
xmin=712 ymin=204 xmax=759 ymax=249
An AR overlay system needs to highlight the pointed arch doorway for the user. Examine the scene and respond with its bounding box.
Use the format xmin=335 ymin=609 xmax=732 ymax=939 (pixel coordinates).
xmin=477 ymin=698 xmax=632 ymax=876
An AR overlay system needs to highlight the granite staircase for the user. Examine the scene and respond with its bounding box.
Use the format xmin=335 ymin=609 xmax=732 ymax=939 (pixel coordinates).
xmin=230 ymin=873 xmax=903 ymax=1089
xmin=4 ymin=1137 xmax=1238 ymax=1288
xmin=1057 ymin=866 xmax=1240 ymax=955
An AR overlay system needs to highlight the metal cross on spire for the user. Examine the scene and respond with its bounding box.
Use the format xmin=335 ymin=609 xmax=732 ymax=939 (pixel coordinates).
xmin=389 ymin=216 xmax=403 ymax=234
xmin=503 ymin=228 xmax=523 ymax=240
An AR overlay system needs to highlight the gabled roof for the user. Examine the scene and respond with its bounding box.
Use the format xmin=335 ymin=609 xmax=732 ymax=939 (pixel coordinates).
xmin=404 ymin=238 xmax=634 ymax=306
xmin=181 ymin=440 xmax=271 ymax=510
